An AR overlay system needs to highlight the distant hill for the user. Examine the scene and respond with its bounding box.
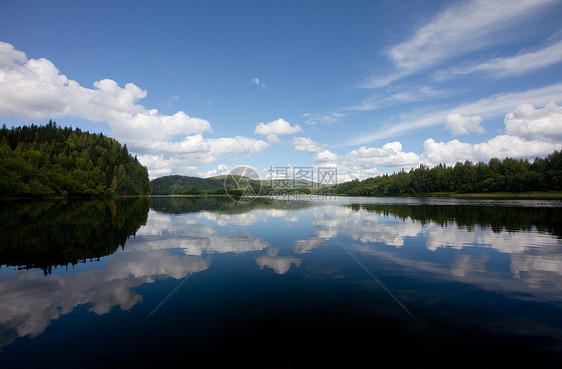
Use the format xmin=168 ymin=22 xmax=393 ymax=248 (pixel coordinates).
xmin=150 ymin=174 xmax=328 ymax=195
xmin=150 ymin=175 xmax=225 ymax=195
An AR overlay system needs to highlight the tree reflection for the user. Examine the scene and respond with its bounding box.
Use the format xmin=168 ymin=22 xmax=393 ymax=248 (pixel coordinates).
xmin=349 ymin=203 xmax=562 ymax=238
xmin=0 ymin=198 xmax=149 ymax=274
xmin=150 ymin=196 xmax=316 ymax=214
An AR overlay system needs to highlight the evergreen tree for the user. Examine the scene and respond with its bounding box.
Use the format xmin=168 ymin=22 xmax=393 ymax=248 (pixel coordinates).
xmin=0 ymin=122 xmax=150 ymax=197
xmin=335 ymin=151 xmax=562 ymax=196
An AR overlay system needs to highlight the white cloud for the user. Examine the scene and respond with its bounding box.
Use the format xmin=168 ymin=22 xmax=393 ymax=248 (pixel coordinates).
xmin=422 ymin=135 xmax=562 ymax=166
xmin=199 ymin=164 xmax=230 ymax=178
xmin=266 ymin=134 xmax=281 ymax=144
xmin=291 ymin=136 xmax=324 ymax=153
xmin=340 ymin=101 xmax=562 ymax=176
xmin=349 ymin=83 xmax=562 ymax=145
xmin=445 ymin=114 xmax=484 ymax=135
xmin=136 ymin=154 xmax=199 ymax=178
xmin=504 ymin=102 xmax=562 ymax=142
xmin=0 ymin=41 xmax=271 ymax=178
xmin=209 ymin=136 xmax=270 ymax=156
xmin=302 ymin=112 xmax=344 ymax=125
xmin=0 ymin=42 xmax=212 ymax=143
xmin=347 ymin=142 xmax=420 ymax=167
xmin=449 ymin=40 xmax=562 ymax=78
xmin=312 ymin=141 xmax=420 ymax=180
xmin=250 ymin=77 xmax=266 ymax=94
xmin=136 ymin=135 xmax=269 ymax=178
xmin=313 ymin=149 xmax=338 ymax=163
xmin=0 ymin=41 xmax=26 ymax=67
xmin=254 ymin=118 xmax=303 ymax=143
xmin=327 ymin=121 xmax=562 ymax=179
xmin=381 ymin=0 xmax=556 ymax=84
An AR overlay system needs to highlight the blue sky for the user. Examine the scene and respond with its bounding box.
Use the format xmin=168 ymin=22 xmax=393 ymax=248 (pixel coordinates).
xmin=1 ymin=0 xmax=562 ymax=181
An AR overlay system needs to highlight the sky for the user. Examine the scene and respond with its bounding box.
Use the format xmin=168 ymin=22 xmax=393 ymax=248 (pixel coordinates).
xmin=1 ymin=0 xmax=562 ymax=182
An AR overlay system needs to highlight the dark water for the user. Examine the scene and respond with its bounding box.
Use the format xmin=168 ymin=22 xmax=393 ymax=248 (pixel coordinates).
xmin=1 ymin=196 xmax=562 ymax=368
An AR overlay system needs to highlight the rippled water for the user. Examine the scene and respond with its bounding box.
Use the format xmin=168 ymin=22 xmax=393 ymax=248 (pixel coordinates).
xmin=1 ymin=196 xmax=562 ymax=367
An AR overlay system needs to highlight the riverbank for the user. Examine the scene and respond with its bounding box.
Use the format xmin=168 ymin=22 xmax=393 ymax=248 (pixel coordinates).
xmin=426 ymin=191 xmax=562 ymax=199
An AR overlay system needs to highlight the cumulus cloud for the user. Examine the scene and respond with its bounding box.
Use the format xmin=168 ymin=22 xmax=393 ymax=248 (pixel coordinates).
xmin=291 ymin=136 xmax=324 ymax=153
xmin=313 ymin=149 xmax=338 ymax=163
xmin=254 ymin=118 xmax=303 ymax=143
xmin=422 ymin=135 xmax=562 ymax=166
xmin=311 ymin=141 xmax=420 ymax=180
xmin=0 ymin=41 xmax=270 ymax=178
xmin=199 ymin=164 xmax=230 ymax=178
xmin=135 ymin=135 xmax=269 ymax=177
xmin=445 ymin=114 xmax=484 ymax=135
xmin=504 ymin=102 xmax=562 ymax=142
xmin=422 ymin=102 xmax=562 ymax=166
xmin=348 ymin=83 xmax=562 ymax=145
xmin=347 ymin=142 xmax=420 ymax=167
xmin=0 ymin=42 xmax=212 ymax=142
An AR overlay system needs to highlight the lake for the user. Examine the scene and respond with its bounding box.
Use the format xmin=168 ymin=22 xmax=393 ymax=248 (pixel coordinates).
xmin=1 ymin=196 xmax=562 ymax=367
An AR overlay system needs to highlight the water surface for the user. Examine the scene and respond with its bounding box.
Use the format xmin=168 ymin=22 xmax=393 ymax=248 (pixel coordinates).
xmin=1 ymin=196 xmax=562 ymax=367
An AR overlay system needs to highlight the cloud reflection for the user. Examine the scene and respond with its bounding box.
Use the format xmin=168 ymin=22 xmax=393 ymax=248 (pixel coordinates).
xmin=255 ymin=247 xmax=302 ymax=274
xmin=308 ymin=204 xmax=562 ymax=290
xmin=0 ymin=250 xmax=209 ymax=347
xmin=2 ymin=199 xmax=562 ymax=350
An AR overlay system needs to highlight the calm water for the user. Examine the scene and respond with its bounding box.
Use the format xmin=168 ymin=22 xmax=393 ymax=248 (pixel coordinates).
xmin=1 ymin=196 xmax=562 ymax=367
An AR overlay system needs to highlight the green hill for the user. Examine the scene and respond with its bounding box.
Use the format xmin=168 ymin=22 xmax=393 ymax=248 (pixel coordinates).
xmin=150 ymin=175 xmax=225 ymax=195
xmin=151 ymin=174 xmax=331 ymax=195
xmin=150 ymin=174 xmax=265 ymax=195
xmin=0 ymin=121 xmax=150 ymax=197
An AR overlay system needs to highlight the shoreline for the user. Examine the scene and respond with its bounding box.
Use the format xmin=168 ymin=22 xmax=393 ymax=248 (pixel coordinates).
xmin=3 ymin=192 xmax=562 ymax=200
xmin=423 ymin=192 xmax=562 ymax=199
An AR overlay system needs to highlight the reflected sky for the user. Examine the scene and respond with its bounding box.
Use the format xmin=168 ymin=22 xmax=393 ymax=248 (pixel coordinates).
xmin=1 ymin=197 xmax=562 ymax=365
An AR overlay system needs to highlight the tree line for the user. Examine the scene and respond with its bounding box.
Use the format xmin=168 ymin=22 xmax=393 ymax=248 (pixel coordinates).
xmin=335 ymin=150 xmax=562 ymax=196
xmin=0 ymin=121 xmax=150 ymax=197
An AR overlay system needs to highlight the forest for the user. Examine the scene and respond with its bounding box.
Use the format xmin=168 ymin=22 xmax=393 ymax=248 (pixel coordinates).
xmin=0 ymin=121 xmax=150 ymax=197
xmin=335 ymin=150 xmax=562 ymax=196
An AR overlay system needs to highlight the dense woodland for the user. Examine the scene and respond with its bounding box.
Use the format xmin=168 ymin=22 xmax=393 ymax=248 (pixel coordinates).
xmin=335 ymin=150 xmax=562 ymax=196
xmin=0 ymin=121 xmax=150 ymax=197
